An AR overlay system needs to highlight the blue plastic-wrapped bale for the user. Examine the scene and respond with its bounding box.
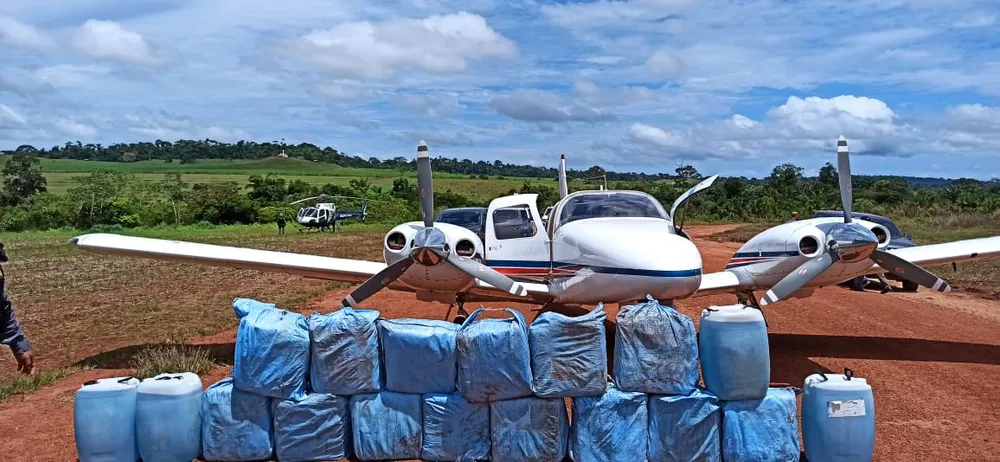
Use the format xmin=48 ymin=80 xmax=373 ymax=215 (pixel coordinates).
xmin=273 ymin=393 xmax=351 ymax=462
xmin=380 ymin=318 xmax=459 ymax=394
xmin=456 ymin=308 xmax=533 ymax=402
xmin=422 ymin=392 xmax=490 ymax=461
xmin=351 ymin=391 xmax=422 ymax=461
xmin=699 ymin=304 xmax=770 ymax=401
xmin=570 ymin=380 xmax=648 ymax=462
xmin=232 ymin=297 xmax=275 ymax=318
xmin=648 ymin=388 xmax=722 ymax=462
xmin=490 ymin=395 xmax=569 ymax=462
xmin=233 ymin=308 xmax=310 ymax=400
xmin=201 ymin=378 xmax=273 ymax=462
xmin=614 ymin=296 xmax=699 ymax=395
xmin=309 ymin=308 xmax=383 ymax=395
xmin=529 ymin=306 xmax=608 ymax=398
xmin=803 ymin=369 xmax=875 ymax=462
xmin=722 ymin=387 xmax=800 ymax=462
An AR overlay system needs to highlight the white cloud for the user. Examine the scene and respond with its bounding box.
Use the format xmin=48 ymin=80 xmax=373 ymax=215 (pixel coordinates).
xmin=399 ymin=94 xmax=461 ymax=117
xmin=628 ymin=123 xmax=685 ymax=147
xmin=0 ymin=104 xmax=28 ymax=127
xmin=32 ymin=64 xmax=112 ymax=87
xmin=73 ymin=20 xmax=170 ymax=66
xmin=573 ymin=81 xmax=655 ymax=108
xmin=644 ymin=51 xmax=684 ymax=77
xmin=54 ymin=118 xmax=99 ymax=138
xmin=488 ymin=90 xmax=615 ymax=123
xmin=0 ymin=69 xmax=55 ymax=96
xmin=123 ymin=112 xmax=249 ymax=142
xmin=0 ymin=15 xmax=55 ymax=51
xmin=766 ymin=95 xmax=898 ymax=137
xmin=287 ymin=12 xmax=518 ymax=80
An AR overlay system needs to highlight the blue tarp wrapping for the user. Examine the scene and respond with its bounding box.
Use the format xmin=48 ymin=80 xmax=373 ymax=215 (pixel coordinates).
xmin=201 ymin=378 xmax=273 ymax=462
xmin=273 ymin=393 xmax=351 ymax=462
xmin=308 ymin=308 xmax=383 ymax=395
xmin=648 ymin=388 xmax=722 ymax=462
xmin=490 ymin=396 xmax=569 ymax=462
xmin=380 ymin=318 xmax=459 ymax=394
xmin=350 ymin=391 xmax=422 ymax=461
xmin=614 ymin=297 xmax=699 ymax=395
xmin=456 ymin=309 xmax=533 ymax=403
xmin=232 ymin=308 xmax=310 ymax=400
xmin=422 ymin=392 xmax=490 ymax=461
xmin=570 ymin=381 xmax=648 ymax=462
xmin=529 ymin=307 xmax=608 ymax=398
xmin=722 ymin=387 xmax=800 ymax=462
xmin=232 ymin=297 xmax=275 ymax=318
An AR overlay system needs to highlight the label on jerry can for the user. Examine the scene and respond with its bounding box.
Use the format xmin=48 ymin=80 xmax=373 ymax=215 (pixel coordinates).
xmin=828 ymin=399 xmax=866 ymax=418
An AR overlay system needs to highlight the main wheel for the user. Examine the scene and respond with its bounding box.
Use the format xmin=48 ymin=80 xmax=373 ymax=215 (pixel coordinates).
xmin=902 ymin=280 xmax=919 ymax=292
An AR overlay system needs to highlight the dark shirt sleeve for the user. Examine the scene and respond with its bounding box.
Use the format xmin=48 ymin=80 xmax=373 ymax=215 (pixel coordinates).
xmin=1 ymin=290 xmax=31 ymax=356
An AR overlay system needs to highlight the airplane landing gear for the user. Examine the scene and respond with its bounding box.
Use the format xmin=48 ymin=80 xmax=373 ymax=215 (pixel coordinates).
xmin=449 ymin=294 xmax=470 ymax=325
xmin=737 ymin=291 xmax=761 ymax=309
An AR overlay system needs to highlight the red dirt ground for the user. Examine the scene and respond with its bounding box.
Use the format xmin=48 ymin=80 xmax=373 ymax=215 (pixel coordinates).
xmin=2 ymin=224 xmax=999 ymax=461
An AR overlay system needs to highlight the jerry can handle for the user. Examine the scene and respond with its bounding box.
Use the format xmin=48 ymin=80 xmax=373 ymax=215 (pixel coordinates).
xmin=844 ymin=368 xmax=854 ymax=380
xmin=83 ymin=380 xmax=98 ymax=386
xmin=814 ymin=369 xmax=828 ymax=382
xmin=117 ymin=376 xmax=135 ymax=384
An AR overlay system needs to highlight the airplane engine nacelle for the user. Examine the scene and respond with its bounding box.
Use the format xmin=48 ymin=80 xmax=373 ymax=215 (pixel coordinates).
xmin=857 ymin=222 xmax=891 ymax=249
xmin=382 ymin=222 xmax=485 ymax=294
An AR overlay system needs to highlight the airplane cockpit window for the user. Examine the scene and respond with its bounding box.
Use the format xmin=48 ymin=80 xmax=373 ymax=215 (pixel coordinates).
xmin=493 ymin=205 xmax=537 ymax=240
xmin=558 ymin=192 xmax=667 ymax=226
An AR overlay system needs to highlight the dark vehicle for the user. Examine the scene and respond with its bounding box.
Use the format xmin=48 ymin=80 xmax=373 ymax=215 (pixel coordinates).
xmin=435 ymin=207 xmax=487 ymax=243
xmin=812 ymin=210 xmax=919 ymax=291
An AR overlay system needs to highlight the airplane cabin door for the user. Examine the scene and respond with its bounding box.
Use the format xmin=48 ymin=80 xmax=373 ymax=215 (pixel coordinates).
xmin=484 ymin=194 xmax=551 ymax=280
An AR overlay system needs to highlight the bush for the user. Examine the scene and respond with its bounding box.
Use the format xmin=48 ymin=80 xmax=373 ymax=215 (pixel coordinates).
xmin=130 ymin=344 xmax=217 ymax=379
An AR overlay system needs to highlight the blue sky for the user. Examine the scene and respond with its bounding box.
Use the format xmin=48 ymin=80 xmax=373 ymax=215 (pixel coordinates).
xmin=1 ymin=0 xmax=998 ymax=179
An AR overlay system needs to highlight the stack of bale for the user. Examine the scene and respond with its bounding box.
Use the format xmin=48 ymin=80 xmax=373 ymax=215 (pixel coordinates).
xmin=197 ymin=296 xmax=800 ymax=462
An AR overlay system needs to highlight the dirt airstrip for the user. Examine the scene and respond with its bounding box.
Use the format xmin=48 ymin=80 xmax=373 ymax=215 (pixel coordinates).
xmin=1 ymin=224 xmax=998 ymax=461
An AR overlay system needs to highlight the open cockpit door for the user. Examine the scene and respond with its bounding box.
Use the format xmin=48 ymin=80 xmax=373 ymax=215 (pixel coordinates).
xmin=484 ymin=193 xmax=550 ymax=280
xmin=670 ymin=174 xmax=720 ymax=236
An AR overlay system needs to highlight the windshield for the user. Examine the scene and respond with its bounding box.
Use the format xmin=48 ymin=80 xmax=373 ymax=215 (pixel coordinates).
xmin=436 ymin=209 xmax=484 ymax=230
xmin=558 ymin=192 xmax=667 ymax=226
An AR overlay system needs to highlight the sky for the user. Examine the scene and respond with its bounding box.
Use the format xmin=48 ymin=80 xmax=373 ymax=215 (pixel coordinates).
xmin=1 ymin=0 xmax=999 ymax=180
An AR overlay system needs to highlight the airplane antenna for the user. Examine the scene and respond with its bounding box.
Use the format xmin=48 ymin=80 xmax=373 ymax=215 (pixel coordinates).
xmin=558 ymin=154 xmax=569 ymax=199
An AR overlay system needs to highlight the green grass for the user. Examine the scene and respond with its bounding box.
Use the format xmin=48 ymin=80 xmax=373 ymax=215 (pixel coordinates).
xmin=130 ymin=344 xmax=218 ymax=379
xmin=0 ymin=366 xmax=89 ymax=402
xmin=0 ymin=222 xmax=389 ymax=386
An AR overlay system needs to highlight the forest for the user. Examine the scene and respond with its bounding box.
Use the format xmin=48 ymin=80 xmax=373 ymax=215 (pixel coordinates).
xmin=1 ymin=140 xmax=999 ymax=233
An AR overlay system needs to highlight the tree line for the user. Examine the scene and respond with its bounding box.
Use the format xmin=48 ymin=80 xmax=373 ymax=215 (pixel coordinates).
xmin=1 ymin=154 xmax=998 ymax=233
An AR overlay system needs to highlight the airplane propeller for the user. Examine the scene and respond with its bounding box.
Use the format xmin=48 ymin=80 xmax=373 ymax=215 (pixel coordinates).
xmin=759 ymin=136 xmax=952 ymax=306
xmin=339 ymin=141 xmax=529 ymax=308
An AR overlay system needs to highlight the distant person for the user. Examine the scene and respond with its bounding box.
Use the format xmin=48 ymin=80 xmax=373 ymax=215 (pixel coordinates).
xmin=0 ymin=243 xmax=34 ymax=375
xmin=277 ymin=214 xmax=286 ymax=235
xmin=787 ymin=211 xmax=801 ymax=222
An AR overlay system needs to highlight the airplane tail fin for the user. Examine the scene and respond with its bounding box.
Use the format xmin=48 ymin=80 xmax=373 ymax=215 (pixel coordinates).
xmin=558 ymin=154 xmax=568 ymax=199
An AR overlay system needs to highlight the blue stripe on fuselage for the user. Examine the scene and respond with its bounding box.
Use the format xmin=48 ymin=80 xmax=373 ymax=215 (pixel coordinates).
xmin=486 ymin=259 xmax=701 ymax=278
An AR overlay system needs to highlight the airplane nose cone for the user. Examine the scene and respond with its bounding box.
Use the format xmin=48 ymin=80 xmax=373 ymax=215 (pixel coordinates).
xmin=830 ymin=224 xmax=878 ymax=263
xmin=556 ymin=219 xmax=703 ymax=302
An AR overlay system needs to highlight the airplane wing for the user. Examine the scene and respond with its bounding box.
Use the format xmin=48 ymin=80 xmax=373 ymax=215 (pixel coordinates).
xmin=71 ymin=233 xmax=552 ymax=303
xmin=876 ymin=236 xmax=1000 ymax=269
xmin=690 ymin=270 xmax=744 ymax=297
xmin=70 ymin=233 xmax=387 ymax=284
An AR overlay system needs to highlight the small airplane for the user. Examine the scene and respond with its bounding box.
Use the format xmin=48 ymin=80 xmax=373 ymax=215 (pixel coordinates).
xmin=290 ymin=195 xmax=369 ymax=232
xmin=69 ymin=137 xmax=1000 ymax=320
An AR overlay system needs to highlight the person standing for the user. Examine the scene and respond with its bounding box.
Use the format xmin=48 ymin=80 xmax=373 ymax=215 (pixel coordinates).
xmin=276 ymin=214 xmax=286 ymax=235
xmin=0 ymin=243 xmax=34 ymax=375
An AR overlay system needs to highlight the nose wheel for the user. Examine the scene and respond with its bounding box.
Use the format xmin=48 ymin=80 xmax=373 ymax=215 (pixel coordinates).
xmin=448 ymin=294 xmax=470 ymax=325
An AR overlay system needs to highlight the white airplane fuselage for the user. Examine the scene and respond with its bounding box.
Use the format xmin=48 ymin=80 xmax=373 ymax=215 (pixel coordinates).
xmin=380 ymin=191 xmax=703 ymax=305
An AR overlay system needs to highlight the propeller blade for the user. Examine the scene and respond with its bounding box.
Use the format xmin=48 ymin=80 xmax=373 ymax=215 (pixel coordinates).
xmin=558 ymin=154 xmax=569 ymax=199
xmin=760 ymin=253 xmax=836 ymax=306
xmin=416 ymin=140 xmax=434 ymax=229
xmin=837 ymin=135 xmax=853 ymax=224
xmin=339 ymin=257 xmax=415 ymax=308
xmin=871 ymin=249 xmax=951 ymax=293
xmin=442 ymin=251 xmax=529 ymax=297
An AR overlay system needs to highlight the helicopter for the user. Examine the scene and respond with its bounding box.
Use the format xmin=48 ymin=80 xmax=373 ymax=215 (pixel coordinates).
xmin=290 ymin=194 xmax=369 ymax=232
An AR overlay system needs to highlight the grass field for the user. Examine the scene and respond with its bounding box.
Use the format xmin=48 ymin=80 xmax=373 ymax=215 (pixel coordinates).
xmin=2 ymin=155 xmax=549 ymax=201
xmin=0 ymin=223 xmax=389 ymax=387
